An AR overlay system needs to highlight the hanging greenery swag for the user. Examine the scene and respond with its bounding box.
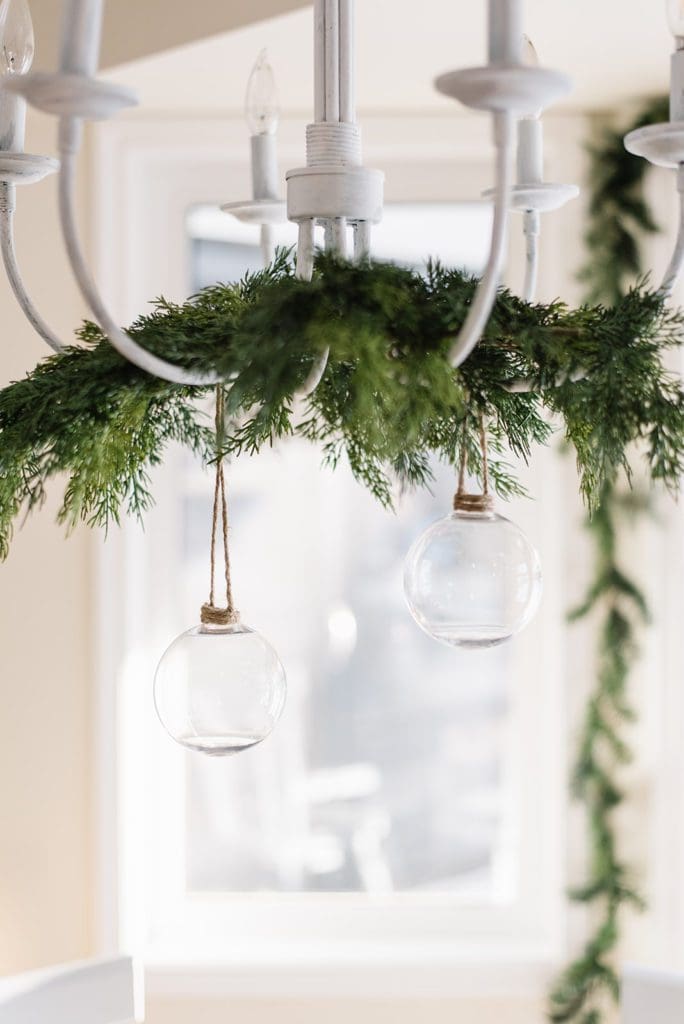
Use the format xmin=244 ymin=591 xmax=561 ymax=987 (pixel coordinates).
xmin=548 ymin=96 xmax=670 ymax=1024
xmin=1 ymin=245 xmax=684 ymax=557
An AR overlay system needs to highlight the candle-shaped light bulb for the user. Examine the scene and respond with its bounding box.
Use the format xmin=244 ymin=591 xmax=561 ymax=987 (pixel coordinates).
xmin=517 ymin=36 xmax=544 ymax=182
xmin=521 ymin=36 xmax=542 ymax=120
xmin=0 ymin=0 xmax=34 ymax=75
xmin=245 ymin=49 xmax=279 ymax=136
xmin=245 ymin=49 xmax=280 ymax=204
xmin=668 ymin=0 xmax=684 ymax=47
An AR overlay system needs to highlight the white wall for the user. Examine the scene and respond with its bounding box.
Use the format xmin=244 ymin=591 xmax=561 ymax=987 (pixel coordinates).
xmin=0 ymin=110 xmax=93 ymax=972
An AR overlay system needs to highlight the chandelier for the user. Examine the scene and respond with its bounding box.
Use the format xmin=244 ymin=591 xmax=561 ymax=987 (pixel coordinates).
xmin=0 ymin=0 xmax=682 ymax=756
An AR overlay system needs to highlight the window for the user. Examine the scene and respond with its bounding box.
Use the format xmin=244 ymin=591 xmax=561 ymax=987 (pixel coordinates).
xmin=93 ymin=116 xmax=568 ymax=996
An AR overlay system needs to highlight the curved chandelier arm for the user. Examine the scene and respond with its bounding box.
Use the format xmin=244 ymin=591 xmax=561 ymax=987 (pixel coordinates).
xmin=60 ymin=121 xmax=327 ymax=399
xmin=58 ymin=122 xmax=221 ymax=386
xmin=521 ymin=209 xmax=540 ymax=304
xmin=660 ymin=169 xmax=684 ymax=298
xmin=0 ymin=182 xmax=64 ymax=353
xmin=295 ymin=220 xmax=330 ymax=395
xmin=448 ymin=112 xmax=515 ymax=367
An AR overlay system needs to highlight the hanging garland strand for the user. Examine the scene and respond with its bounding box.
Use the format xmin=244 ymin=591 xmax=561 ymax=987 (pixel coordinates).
xmin=547 ymin=97 xmax=668 ymax=1024
xmin=548 ymin=489 xmax=649 ymax=1024
xmin=1 ymin=253 xmax=684 ymax=559
xmin=580 ymin=96 xmax=669 ymax=305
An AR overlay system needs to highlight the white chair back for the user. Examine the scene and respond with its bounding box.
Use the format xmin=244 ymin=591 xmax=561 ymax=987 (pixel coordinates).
xmin=622 ymin=963 xmax=684 ymax=1024
xmin=0 ymin=957 xmax=142 ymax=1024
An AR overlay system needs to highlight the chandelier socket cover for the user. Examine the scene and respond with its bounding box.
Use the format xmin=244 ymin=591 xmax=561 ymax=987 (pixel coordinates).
xmin=435 ymin=65 xmax=572 ymax=115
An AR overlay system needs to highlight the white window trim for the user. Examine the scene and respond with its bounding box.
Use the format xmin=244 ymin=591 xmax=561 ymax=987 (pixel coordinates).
xmin=89 ymin=111 xmax=591 ymax=999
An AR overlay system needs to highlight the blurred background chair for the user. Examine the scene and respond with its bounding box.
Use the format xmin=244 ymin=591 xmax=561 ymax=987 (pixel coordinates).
xmin=622 ymin=964 xmax=684 ymax=1024
xmin=0 ymin=957 xmax=142 ymax=1024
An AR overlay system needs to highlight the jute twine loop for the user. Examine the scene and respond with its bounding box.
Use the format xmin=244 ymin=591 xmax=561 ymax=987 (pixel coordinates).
xmin=201 ymin=385 xmax=240 ymax=628
xmin=453 ymin=412 xmax=495 ymax=515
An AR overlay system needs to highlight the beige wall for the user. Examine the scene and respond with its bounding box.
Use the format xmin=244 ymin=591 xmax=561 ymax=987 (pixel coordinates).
xmin=0 ymin=110 xmax=93 ymax=972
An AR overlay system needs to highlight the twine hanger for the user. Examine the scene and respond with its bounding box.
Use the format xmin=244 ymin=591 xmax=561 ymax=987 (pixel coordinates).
xmin=201 ymin=386 xmax=240 ymax=627
xmin=453 ymin=412 xmax=495 ymax=514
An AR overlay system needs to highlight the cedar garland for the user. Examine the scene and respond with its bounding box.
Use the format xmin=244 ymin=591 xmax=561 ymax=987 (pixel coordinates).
xmin=548 ymin=97 xmax=668 ymax=1024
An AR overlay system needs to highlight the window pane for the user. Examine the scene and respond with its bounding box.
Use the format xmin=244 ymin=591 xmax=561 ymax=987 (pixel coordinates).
xmin=179 ymin=203 xmax=515 ymax=900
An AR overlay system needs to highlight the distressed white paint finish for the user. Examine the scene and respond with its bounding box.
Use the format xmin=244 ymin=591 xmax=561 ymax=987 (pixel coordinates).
xmin=288 ymin=0 xmax=382 ymax=271
xmin=0 ymin=150 xmax=58 ymax=185
xmin=0 ymin=93 xmax=26 ymax=154
xmin=5 ymin=70 xmax=137 ymax=119
xmin=435 ymin=65 xmax=572 ymax=116
xmin=59 ymin=0 xmax=105 ymax=76
xmin=287 ymin=165 xmax=383 ymax=222
xmin=0 ymin=957 xmax=143 ymax=1024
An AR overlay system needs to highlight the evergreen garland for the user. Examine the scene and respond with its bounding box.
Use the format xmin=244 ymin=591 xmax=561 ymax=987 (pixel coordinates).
xmin=548 ymin=489 xmax=648 ymax=1024
xmin=548 ymin=98 xmax=669 ymax=1023
xmin=580 ymin=96 xmax=669 ymax=305
xmin=2 ymin=253 xmax=684 ymax=558
xmin=0 ymin=102 xmax=676 ymax=1023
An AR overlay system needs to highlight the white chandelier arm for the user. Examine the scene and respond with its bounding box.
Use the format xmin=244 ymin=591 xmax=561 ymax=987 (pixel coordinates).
xmin=448 ymin=111 xmax=515 ymax=367
xmin=660 ymin=167 xmax=684 ymax=298
xmin=521 ymin=208 xmax=540 ymax=303
xmin=295 ymin=217 xmax=330 ymax=395
xmin=0 ymin=182 xmax=64 ymax=353
xmin=57 ymin=121 xmax=220 ymax=386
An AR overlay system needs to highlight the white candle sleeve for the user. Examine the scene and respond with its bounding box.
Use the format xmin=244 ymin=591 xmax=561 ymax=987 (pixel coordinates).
xmin=0 ymin=94 xmax=26 ymax=153
xmin=251 ymin=134 xmax=280 ymax=201
xmin=488 ymin=0 xmax=523 ymax=65
xmin=671 ymin=50 xmax=684 ymax=122
xmin=517 ymin=118 xmax=543 ymax=184
xmin=60 ymin=0 xmax=105 ymax=76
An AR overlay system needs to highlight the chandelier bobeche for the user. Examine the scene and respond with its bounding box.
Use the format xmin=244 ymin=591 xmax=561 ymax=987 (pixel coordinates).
xmin=0 ymin=0 xmax=682 ymax=756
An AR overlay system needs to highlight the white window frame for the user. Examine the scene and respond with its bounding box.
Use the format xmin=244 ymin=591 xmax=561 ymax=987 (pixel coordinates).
xmin=89 ymin=111 xmax=588 ymax=1000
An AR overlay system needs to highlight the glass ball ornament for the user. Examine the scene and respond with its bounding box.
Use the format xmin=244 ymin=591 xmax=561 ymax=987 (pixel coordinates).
xmin=403 ymin=499 xmax=542 ymax=649
xmin=154 ymin=619 xmax=287 ymax=756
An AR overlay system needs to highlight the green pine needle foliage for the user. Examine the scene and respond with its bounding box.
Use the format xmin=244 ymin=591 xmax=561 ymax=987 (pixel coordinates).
xmin=580 ymin=96 xmax=669 ymax=305
xmin=548 ymin=487 xmax=648 ymax=1024
xmin=548 ymin=96 xmax=669 ymax=1024
xmin=2 ymin=250 xmax=684 ymax=557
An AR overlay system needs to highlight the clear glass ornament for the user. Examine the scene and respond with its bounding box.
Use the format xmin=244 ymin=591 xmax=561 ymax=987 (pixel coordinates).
xmin=154 ymin=620 xmax=287 ymax=756
xmin=403 ymin=503 xmax=542 ymax=649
